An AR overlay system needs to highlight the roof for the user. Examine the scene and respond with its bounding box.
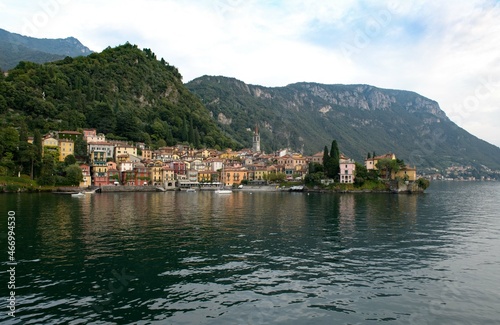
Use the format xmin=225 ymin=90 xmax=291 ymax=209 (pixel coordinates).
xmin=59 ymin=130 xmax=81 ymax=134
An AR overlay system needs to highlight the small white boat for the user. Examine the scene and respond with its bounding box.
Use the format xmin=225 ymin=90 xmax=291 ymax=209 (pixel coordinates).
xmin=71 ymin=192 xmax=85 ymax=197
xmin=186 ymin=188 xmax=197 ymax=193
xmin=84 ymin=189 xmax=96 ymax=194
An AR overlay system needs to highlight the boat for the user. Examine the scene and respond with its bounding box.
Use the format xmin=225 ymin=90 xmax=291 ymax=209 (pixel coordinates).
xmin=186 ymin=188 xmax=197 ymax=193
xmin=71 ymin=192 xmax=85 ymax=197
xmin=215 ymin=163 xmax=232 ymax=194
xmin=84 ymin=188 xmax=97 ymax=194
xmin=289 ymin=185 xmax=304 ymax=192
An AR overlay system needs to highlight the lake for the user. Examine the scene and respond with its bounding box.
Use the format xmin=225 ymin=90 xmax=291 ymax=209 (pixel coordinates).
xmin=1 ymin=181 xmax=499 ymax=324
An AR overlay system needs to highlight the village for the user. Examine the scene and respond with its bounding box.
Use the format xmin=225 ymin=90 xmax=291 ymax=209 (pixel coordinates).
xmin=35 ymin=127 xmax=419 ymax=191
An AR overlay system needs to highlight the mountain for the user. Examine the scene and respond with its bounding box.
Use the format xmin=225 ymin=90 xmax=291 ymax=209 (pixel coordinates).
xmin=186 ymin=75 xmax=500 ymax=171
xmin=0 ymin=43 xmax=236 ymax=149
xmin=0 ymin=28 xmax=92 ymax=71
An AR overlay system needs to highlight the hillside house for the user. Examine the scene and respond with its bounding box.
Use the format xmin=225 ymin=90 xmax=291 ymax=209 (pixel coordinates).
xmin=339 ymin=155 xmax=356 ymax=184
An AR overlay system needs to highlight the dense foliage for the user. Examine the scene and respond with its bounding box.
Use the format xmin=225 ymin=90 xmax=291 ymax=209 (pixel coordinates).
xmin=0 ymin=43 xmax=237 ymax=151
xmin=0 ymin=125 xmax=82 ymax=185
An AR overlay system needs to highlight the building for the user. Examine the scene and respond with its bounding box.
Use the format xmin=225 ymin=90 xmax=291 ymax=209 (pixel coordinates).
xmin=114 ymin=145 xmax=137 ymax=160
xmin=150 ymin=161 xmax=164 ymax=186
xmin=82 ymin=129 xmax=97 ymax=141
xmin=88 ymin=142 xmax=115 ymax=161
xmin=310 ymin=151 xmax=324 ymax=165
xmin=339 ymin=155 xmax=356 ymax=184
xmin=162 ymin=166 xmax=176 ymax=189
xmin=198 ymin=170 xmax=219 ymax=184
xmin=79 ymin=164 xmax=91 ymax=187
xmin=58 ymin=139 xmax=74 ymax=162
xmin=365 ymin=153 xmax=396 ymax=170
xmin=57 ymin=130 xmax=81 ymax=141
xmin=392 ymin=166 xmax=417 ymax=181
xmin=222 ymin=167 xmax=248 ymax=186
xmin=42 ymin=135 xmax=59 ymax=159
xmin=86 ymin=133 xmax=106 ymax=143
xmin=253 ymin=125 xmax=261 ymax=153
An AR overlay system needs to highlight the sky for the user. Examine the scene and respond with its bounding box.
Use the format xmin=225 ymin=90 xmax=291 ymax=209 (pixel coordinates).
xmin=1 ymin=0 xmax=499 ymax=148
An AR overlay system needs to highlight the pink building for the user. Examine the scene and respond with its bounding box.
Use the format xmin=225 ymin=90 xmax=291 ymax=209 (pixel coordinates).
xmin=339 ymin=155 xmax=356 ymax=184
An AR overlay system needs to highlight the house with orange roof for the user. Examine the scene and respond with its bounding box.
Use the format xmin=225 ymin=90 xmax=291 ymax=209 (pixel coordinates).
xmin=365 ymin=153 xmax=396 ymax=170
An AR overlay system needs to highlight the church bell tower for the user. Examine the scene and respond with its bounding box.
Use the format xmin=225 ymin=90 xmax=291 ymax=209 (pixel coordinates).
xmin=252 ymin=125 xmax=261 ymax=153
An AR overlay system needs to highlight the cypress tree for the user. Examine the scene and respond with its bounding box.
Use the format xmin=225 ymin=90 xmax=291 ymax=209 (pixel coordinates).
xmin=329 ymin=140 xmax=340 ymax=179
xmin=322 ymin=145 xmax=330 ymax=175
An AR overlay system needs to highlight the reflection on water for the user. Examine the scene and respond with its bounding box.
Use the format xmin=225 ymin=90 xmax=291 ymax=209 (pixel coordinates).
xmin=0 ymin=182 xmax=499 ymax=324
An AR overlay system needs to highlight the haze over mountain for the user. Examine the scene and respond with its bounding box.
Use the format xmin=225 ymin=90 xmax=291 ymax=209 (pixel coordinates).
xmin=186 ymin=76 xmax=500 ymax=172
xmin=0 ymin=28 xmax=92 ymax=71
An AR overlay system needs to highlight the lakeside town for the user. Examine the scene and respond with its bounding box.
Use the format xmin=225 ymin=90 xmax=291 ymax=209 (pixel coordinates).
xmin=22 ymin=126 xmax=433 ymax=192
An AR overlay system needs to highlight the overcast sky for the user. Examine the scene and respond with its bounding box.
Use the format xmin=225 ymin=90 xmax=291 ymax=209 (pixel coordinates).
xmin=1 ymin=0 xmax=499 ymax=148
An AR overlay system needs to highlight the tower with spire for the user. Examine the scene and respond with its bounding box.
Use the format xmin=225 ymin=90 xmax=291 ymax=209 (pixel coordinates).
xmin=252 ymin=125 xmax=261 ymax=153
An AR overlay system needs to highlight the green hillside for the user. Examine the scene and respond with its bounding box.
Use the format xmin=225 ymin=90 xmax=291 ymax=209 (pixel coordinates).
xmin=186 ymin=76 xmax=500 ymax=171
xmin=0 ymin=43 xmax=236 ymax=150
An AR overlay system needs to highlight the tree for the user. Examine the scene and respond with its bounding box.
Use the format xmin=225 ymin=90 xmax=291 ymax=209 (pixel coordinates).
xmin=0 ymin=127 xmax=19 ymax=156
xmin=0 ymin=152 xmax=15 ymax=176
xmin=74 ymin=136 xmax=87 ymax=159
xmin=189 ymin=117 xmax=195 ymax=145
xmin=18 ymin=143 xmax=37 ymax=179
xmin=376 ymin=158 xmax=401 ymax=179
xmin=417 ymin=178 xmax=430 ymax=190
xmin=322 ymin=145 xmax=330 ymax=175
xmin=354 ymin=162 xmax=368 ymax=185
xmin=329 ymin=140 xmax=340 ymax=179
xmin=64 ymin=154 xmax=77 ymax=165
xmin=88 ymin=102 xmax=116 ymax=134
xmin=38 ymin=155 xmax=56 ymax=186
xmin=64 ymin=164 xmax=83 ymax=185
xmin=33 ymin=130 xmax=43 ymax=178
xmin=367 ymin=152 xmax=371 ymax=159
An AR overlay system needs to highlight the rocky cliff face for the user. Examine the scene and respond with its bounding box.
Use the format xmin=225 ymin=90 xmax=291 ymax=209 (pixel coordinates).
xmin=186 ymin=75 xmax=500 ymax=171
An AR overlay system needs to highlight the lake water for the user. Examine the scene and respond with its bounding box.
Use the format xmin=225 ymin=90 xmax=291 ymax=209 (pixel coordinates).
xmin=1 ymin=181 xmax=499 ymax=324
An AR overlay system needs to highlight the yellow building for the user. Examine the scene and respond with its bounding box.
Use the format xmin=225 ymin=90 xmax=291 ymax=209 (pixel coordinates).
xmin=79 ymin=164 xmax=91 ymax=187
xmin=142 ymin=149 xmax=153 ymax=160
xmin=150 ymin=162 xmax=164 ymax=186
xmin=198 ymin=170 xmax=218 ymax=183
xmin=162 ymin=166 xmax=176 ymax=188
xmin=392 ymin=166 xmax=417 ymax=181
xmin=114 ymin=145 xmax=137 ymax=159
xmin=219 ymin=149 xmax=238 ymax=160
xmin=365 ymin=153 xmax=396 ymax=170
xmin=58 ymin=139 xmax=74 ymax=162
xmin=252 ymin=167 xmax=269 ymax=181
xmin=42 ymin=135 xmax=59 ymax=159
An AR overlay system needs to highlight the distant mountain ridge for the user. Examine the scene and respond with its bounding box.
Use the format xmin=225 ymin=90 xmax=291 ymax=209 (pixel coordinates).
xmin=0 ymin=28 xmax=92 ymax=71
xmin=186 ymin=76 xmax=500 ymax=172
